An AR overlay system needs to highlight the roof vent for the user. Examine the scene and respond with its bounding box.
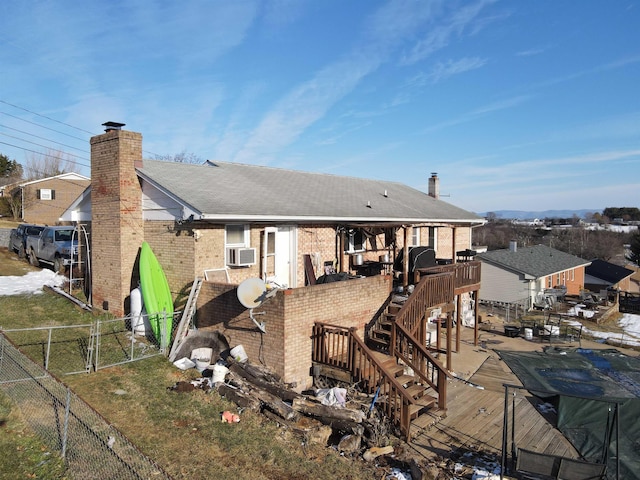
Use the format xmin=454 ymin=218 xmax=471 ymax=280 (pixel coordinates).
xmin=102 ymin=121 xmax=126 ymax=132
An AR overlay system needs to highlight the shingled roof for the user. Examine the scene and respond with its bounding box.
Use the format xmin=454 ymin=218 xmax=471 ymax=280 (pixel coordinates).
xmin=586 ymin=259 xmax=634 ymax=284
xmin=476 ymin=244 xmax=591 ymax=278
xmin=136 ymin=160 xmax=483 ymax=224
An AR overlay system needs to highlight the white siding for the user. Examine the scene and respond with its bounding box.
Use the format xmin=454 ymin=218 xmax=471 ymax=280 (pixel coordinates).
xmin=479 ymin=261 xmax=530 ymax=304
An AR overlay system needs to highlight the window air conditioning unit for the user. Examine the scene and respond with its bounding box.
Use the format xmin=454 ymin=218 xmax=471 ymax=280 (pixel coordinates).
xmin=227 ymin=247 xmax=256 ymax=267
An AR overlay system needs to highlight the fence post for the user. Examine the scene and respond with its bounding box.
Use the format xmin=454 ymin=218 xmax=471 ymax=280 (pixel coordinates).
xmin=61 ymin=387 xmax=71 ymax=458
xmin=45 ymin=328 xmax=52 ymax=370
xmin=161 ymin=310 xmax=167 ymax=353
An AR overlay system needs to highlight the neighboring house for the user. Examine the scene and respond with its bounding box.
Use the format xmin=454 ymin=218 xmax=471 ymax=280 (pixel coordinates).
xmin=477 ymin=242 xmax=591 ymax=309
xmin=62 ymin=123 xmax=484 ymax=390
xmin=584 ymin=259 xmax=634 ymax=293
xmin=5 ymin=173 xmax=90 ymax=225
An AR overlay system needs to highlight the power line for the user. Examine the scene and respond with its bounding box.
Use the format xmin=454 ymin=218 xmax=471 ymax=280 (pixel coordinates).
xmin=0 ymin=132 xmax=90 ymax=162
xmin=0 ymin=100 xmax=98 ymax=136
xmin=0 ymin=110 xmax=90 ymax=143
xmin=0 ymin=141 xmax=91 ymax=170
xmin=0 ymin=123 xmax=89 ymax=154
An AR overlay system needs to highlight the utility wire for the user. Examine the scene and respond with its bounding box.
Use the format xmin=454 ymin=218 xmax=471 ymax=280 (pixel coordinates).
xmin=0 ymin=111 xmax=90 ymax=143
xmin=0 ymin=132 xmax=90 ymax=162
xmin=0 ymin=141 xmax=91 ymax=170
xmin=0 ymin=123 xmax=89 ymax=154
xmin=0 ymin=100 xmax=98 ymax=136
xmin=2 ymin=100 xmax=171 ymax=160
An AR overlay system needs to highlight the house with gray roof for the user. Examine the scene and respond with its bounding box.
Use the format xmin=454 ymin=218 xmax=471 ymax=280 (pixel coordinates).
xmin=584 ymin=259 xmax=634 ymax=292
xmin=63 ymin=134 xmax=484 ymax=293
xmin=476 ymin=242 xmax=591 ymax=309
xmin=61 ymin=124 xmax=484 ymax=390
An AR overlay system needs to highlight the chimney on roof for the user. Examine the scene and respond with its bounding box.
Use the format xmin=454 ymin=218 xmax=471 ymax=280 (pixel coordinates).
xmin=102 ymin=121 xmax=126 ymax=132
xmin=428 ymin=172 xmax=439 ymax=199
xmin=509 ymin=240 xmax=517 ymax=252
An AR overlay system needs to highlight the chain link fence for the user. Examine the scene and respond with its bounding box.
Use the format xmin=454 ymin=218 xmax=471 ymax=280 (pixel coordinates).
xmin=1 ymin=311 xmax=180 ymax=375
xmin=0 ymin=333 xmax=172 ymax=479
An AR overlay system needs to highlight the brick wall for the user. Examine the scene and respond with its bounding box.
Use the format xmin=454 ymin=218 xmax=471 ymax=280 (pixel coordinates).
xmin=196 ymin=274 xmax=392 ymax=390
xmin=90 ymin=130 xmax=144 ymax=316
xmin=22 ymin=178 xmax=90 ymax=225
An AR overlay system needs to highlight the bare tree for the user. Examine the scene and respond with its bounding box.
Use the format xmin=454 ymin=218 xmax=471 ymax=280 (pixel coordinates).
xmin=23 ymin=149 xmax=80 ymax=180
xmin=154 ymin=150 xmax=204 ymax=164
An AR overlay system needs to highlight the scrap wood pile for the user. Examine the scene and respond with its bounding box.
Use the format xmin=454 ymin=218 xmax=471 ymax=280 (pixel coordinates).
xmin=169 ymin=351 xmax=405 ymax=466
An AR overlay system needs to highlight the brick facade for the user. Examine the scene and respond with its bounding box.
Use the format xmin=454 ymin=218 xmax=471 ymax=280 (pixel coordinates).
xmin=90 ymin=130 xmax=144 ymax=316
xmin=196 ymin=274 xmax=392 ymax=390
xmin=20 ymin=176 xmax=90 ymax=225
xmin=87 ymin=126 xmax=474 ymax=388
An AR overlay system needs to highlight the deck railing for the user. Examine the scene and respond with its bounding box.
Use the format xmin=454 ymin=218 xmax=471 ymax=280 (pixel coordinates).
xmin=416 ymin=260 xmax=481 ymax=293
xmin=311 ymin=323 xmax=417 ymax=440
xmin=391 ymin=321 xmax=447 ymax=410
xmin=394 ymin=272 xmax=454 ymax=338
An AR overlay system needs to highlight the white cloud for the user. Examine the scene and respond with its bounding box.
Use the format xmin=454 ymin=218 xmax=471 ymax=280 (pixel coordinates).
xmin=232 ymin=1 xmax=438 ymax=164
xmin=401 ymin=0 xmax=496 ymax=65
xmin=426 ymin=57 xmax=488 ymax=84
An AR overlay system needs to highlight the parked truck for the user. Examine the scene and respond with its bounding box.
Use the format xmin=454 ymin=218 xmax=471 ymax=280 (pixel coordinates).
xmin=26 ymin=226 xmax=78 ymax=273
xmin=8 ymin=224 xmax=45 ymax=258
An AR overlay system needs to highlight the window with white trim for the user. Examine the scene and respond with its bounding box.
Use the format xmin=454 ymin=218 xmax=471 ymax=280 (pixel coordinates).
xmin=411 ymin=227 xmax=420 ymax=246
xmin=345 ymin=229 xmax=365 ymax=253
xmin=225 ymin=224 xmax=249 ymax=247
xmin=428 ymin=227 xmax=437 ymax=249
xmin=37 ymin=188 xmax=55 ymax=200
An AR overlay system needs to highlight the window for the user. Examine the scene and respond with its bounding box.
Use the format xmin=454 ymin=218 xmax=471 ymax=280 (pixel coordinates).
xmin=428 ymin=227 xmax=437 ymax=249
xmin=411 ymin=227 xmax=420 ymax=246
xmin=37 ymin=188 xmax=55 ymax=200
xmin=345 ymin=229 xmax=365 ymax=253
xmin=265 ymin=231 xmax=275 ymax=255
xmin=225 ymin=224 xmax=249 ymax=247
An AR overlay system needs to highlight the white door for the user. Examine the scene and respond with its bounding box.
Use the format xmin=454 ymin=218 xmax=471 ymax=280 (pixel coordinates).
xmin=274 ymin=226 xmax=296 ymax=288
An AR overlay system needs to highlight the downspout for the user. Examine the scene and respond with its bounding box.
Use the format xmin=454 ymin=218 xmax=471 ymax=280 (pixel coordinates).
xmin=452 ymin=226 xmax=457 ymax=264
xmin=403 ymin=226 xmax=409 ymax=288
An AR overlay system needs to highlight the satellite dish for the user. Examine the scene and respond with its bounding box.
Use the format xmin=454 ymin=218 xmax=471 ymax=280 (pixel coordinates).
xmin=237 ymin=277 xmax=268 ymax=309
xmin=237 ymin=278 xmax=270 ymax=333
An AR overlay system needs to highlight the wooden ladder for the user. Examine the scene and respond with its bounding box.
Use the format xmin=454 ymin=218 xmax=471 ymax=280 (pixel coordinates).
xmin=168 ymin=276 xmax=203 ymax=361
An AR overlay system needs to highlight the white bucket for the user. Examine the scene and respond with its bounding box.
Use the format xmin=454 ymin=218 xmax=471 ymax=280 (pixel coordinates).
xmin=230 ymin=345 xmax=248 ymax=363
xmin=211 ymin=364 xmax=229 ymax=383
xmin=524 ymin=328 xmax=533 ymax=340
xmin=191 ymin=347 xmax=213 ymax=372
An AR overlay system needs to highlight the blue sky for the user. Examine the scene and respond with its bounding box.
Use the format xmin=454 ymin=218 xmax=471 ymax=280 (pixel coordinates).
xmin=1 ymin=0 xmax=639 ymax=214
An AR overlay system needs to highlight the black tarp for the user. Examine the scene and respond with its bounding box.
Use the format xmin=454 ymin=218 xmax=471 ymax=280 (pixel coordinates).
xmin=499 ymin=347 xmax=640 ymax=480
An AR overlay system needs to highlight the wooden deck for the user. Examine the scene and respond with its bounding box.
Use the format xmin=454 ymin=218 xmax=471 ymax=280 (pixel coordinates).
xmin=407 ymin=345 xmax=579 ymax=463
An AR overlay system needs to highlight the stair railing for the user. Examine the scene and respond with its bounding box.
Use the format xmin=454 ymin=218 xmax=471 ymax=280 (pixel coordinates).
xmin=392 ymin=320 xmax=448 ymax=409
xmin=389 ymin=272 xmax=454 ymax=409
xmin=312 ymin=323 xmax=416 ymax=440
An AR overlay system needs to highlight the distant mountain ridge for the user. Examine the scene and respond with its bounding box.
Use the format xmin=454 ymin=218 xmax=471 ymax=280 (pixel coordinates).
xmin=477 ymin=209 xmax=597 ymax=220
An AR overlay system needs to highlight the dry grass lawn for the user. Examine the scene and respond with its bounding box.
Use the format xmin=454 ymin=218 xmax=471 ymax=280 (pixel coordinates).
xmin=0 ymin=245 xmax=385 ymax=479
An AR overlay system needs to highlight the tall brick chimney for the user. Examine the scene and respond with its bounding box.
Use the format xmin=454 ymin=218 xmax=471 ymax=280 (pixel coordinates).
xmin=90 ymin=123 xmax=144 ymax=315
xmin=428 ymin=172 xmax=439 ymax=199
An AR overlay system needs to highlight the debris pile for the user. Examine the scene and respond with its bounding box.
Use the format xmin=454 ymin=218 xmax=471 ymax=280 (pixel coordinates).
xmin=169 ymin=342 xmax=413 ymax=474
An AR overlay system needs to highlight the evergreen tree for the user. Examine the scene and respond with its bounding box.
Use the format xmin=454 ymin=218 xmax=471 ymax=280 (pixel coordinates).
xmin=0 ymin=153 xmax=23 ymax=184
xmin=627 ymin=231 xmax=640 ymax=266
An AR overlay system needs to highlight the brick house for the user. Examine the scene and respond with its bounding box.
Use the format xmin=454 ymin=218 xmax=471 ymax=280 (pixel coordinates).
xmin=63 ymin=123 xmax=484 ymax=389
xmin=477 ymin=242 xmax=591 ymax=309
xmin=4 ymin=173 xmax=90 ymax=225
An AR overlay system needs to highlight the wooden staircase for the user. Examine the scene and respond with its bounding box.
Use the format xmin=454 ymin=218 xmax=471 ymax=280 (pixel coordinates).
xmin=367 ymin=297 xmax=403 ymax=353
xmin=369 ymin=350 xmax=437 ymax=422
xmin=312 ymin=322 xmax=446 ymax=441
